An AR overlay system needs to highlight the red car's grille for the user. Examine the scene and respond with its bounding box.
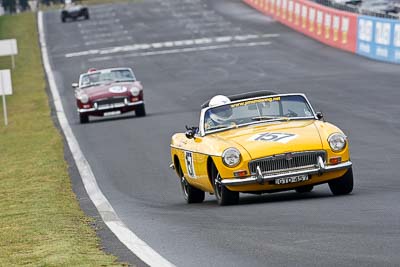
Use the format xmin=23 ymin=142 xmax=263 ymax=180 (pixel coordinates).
xmin=94 ymin=97 xmax=126 ymax=106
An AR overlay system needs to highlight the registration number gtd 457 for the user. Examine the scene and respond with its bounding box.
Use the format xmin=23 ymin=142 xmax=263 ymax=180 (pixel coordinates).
xmin=275 ymin=174 xmax=309 ymax=185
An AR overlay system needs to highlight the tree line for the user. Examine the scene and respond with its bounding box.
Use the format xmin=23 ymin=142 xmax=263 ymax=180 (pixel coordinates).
xmin=2 ymin=0 xmax=64 ymax=13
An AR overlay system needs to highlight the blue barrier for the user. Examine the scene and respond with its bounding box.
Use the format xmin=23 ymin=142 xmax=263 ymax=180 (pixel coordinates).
xmin=357 ymin=15 xmax=400 ymax=63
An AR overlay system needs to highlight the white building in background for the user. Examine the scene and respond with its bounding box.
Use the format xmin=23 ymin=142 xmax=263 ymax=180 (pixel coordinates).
xmin=28 ymin=0 xmax=38 ymax=11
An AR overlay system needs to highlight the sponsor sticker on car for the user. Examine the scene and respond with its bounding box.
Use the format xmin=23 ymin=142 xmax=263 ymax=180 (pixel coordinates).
xmin=249 ymin=132 xmax=297 ymax=143
xmin=109 ymin=86 xmax=127 ymax=93
xmin=184 ymin=151 xmax=196 ymax=178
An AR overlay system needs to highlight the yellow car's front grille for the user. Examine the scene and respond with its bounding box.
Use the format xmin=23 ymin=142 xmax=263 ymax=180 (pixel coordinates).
xmin=249 ymin=150 xmax=326 ymax=175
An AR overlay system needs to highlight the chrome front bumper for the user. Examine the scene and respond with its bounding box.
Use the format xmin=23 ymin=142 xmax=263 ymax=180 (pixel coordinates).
xmin=78 ymin=100 xmax=144 ymax=113
xmin=221 ymin=157 xmax=352 ymax=186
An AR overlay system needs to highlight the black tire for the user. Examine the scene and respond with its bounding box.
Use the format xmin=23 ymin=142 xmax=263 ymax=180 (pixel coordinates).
xmin=61 ymin=16 xmax=66 ymax=23
xmin=79 ymin=113 xmax=89 ymax=124
xmin=84 ymin=11 xmax=90 ymax=20
xmin=295 ymin=185 xmax=314 ymax=193
xmin=180 ymin=175 xmax=205 ymax=204
xmin=328 ymin=167 xmax=354 ymax=195
xmin=213 ymin=170 xmax=239 ymax=206
xmin=136 ymin=104 xmax=146 ymax=117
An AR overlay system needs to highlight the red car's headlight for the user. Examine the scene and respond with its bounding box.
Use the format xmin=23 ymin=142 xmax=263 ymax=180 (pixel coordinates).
xmin=77 ymin=94 xmax=89 ymax=104
xmin=130 ymin=87 xmax=141 ymax=96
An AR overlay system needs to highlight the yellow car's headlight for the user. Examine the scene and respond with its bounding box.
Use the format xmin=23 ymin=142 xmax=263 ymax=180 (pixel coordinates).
xmin=222 ymin=148 xmax=241 ymax=167
xmin=328 ymin=133 xmax=347 ymax=152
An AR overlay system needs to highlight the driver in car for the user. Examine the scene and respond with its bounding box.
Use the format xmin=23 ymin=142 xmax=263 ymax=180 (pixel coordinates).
xmin=204 ymin=95 xmax=233 ymax=131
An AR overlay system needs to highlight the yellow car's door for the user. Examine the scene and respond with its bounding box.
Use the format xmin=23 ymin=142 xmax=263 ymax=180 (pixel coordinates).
xmin=179 ymin=136 xmax=213 ymax=192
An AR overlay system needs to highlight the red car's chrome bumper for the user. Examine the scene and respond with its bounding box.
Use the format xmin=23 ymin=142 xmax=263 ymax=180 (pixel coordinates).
xmin=78 ymin=100 xmax=144 ymax=113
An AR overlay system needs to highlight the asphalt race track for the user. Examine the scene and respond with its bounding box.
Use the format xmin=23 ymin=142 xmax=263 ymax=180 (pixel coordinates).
xmin=43 ymin=0 xmax=400 ymax=266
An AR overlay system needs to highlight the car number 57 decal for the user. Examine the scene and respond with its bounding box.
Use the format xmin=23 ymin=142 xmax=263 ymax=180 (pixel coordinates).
xmin=184 ymin=151 xmax=196 ymax=178
xmin=249 ymin=132 xmax=297 ymax=143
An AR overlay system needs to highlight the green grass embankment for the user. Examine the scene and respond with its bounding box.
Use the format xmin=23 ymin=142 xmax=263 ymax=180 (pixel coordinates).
xmin=0 ymin=12 xmax=126 ymax=266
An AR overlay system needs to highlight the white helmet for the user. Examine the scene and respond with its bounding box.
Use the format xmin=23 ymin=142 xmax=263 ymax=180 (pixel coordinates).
xmin=208 ymin=95 xmax=232 ymax=124
xmin=209 ymin=95 xmax=231 ymax=107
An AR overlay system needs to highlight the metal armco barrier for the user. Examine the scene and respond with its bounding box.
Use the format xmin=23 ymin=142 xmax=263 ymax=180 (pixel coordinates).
xmin=244 ymin=0 xmax=400 ymax=64
xmin=357 ymin=16 xmax=400 ymax=63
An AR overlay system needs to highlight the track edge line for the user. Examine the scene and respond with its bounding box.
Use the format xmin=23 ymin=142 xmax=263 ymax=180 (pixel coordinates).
xmin=37 ymin=11 xmax=175 ymax=267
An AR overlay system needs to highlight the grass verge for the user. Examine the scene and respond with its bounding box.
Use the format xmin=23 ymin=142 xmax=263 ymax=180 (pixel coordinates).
xmin=0 ymin=12 xmax=126 ymax=266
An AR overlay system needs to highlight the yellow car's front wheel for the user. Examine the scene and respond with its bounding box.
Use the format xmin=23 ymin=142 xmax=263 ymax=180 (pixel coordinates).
xmin=295 ymin=185 xmax=314 ymax=193
xmin=213 ymin=171 xmax=239 ymax=206
xmin=328 ymin=167 xmax=354 ymax=195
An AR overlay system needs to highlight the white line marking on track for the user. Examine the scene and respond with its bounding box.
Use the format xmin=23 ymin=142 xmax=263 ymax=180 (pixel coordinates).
xmin=79 ymin=25 xmax=124 ymax=34
xmin=84 ymin=36 xmax=133 ymax=46
xmin=89 ymin=41 xmax=272 ymax=62
xmin=82 ymin=30 xmax=129 ymax=40
xmin=78 ymin=18 xmax=120 ymax=27
xmin=38 ymin=11 xmax=175 ymax=267
xmin=65 ymin=33 xmax=279 ymax=58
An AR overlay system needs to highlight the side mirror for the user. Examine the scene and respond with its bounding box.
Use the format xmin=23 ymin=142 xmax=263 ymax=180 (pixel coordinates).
xmin=72 ymin=83 xmax=79 ymax=89
xmin=316 ymin=112 xmax=324 ymax=120
xmin=185 ymin=126 xmax=197 ymax=139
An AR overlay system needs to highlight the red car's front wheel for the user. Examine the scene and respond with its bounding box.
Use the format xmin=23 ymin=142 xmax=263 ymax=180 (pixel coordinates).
xmin=136 ymin=104 xmax=146 ymax=117
xmin=79 ymin=113 xmax=89 ymax=124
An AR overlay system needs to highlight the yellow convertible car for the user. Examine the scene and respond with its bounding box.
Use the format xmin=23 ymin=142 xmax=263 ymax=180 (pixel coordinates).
xmin=170 ymin=91 xmax=353 ymax=205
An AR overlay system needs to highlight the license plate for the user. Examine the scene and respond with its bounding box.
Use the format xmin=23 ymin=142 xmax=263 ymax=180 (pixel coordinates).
xmin=275 ymin=175 xmax=309 ymax=185
xmin=104 ymin=110 xmax=121 ymax=116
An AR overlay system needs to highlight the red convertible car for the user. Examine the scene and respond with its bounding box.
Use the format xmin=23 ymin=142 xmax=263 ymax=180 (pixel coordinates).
xmin=73 ymin=67 xmax=145 ymax=123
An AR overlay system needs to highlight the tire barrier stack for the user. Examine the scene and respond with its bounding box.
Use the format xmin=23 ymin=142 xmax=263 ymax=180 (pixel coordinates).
xmin=244 ymin=0 xmax=400 ymax=64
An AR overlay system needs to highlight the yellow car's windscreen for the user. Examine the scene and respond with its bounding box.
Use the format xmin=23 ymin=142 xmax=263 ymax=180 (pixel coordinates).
xmin=204 ymin=95 xmax=314 ymax=133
